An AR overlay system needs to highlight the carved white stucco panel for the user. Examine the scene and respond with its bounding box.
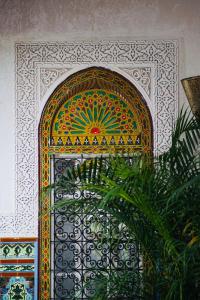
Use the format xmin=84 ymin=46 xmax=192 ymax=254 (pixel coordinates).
xmin=0 ymin=40 xmax=178 ymax=236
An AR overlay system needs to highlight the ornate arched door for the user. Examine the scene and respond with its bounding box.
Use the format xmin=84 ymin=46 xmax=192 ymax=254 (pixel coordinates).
xmin=39 ymin=67 xmax=153 ymax=299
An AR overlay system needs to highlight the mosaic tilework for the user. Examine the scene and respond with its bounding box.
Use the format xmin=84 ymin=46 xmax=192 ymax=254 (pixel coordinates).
xmin=0 ymin=243 xmax=34 ymax=259
xmin=0 ymin=277 xmax=34 ymax=299
xmin=0 ymin=264 xmax=34 ymax=272
xmin=0 ymin=239 xmax=37 ymax=300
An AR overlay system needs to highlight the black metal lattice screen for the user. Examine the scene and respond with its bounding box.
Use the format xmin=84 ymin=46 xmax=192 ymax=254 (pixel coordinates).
xmin=51 ymin=156 xmax=142 ymax=300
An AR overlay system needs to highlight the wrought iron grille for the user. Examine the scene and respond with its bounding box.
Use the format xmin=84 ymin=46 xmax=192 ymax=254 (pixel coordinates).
xmin=51 ymin=155 xmax=142 ymax=300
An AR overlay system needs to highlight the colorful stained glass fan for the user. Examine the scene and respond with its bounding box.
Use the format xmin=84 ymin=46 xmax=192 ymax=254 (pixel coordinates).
xmin=51 ymin=89 xmax=141 ymax=147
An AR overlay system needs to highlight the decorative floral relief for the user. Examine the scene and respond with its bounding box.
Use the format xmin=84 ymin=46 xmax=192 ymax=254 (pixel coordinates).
xmin=40 ymin=67 xmax=72 ymax=98
xmin=119 ymin=66 xmax=152 ymax=97
xmin=0 ymin=40 xmax=178 ymax=236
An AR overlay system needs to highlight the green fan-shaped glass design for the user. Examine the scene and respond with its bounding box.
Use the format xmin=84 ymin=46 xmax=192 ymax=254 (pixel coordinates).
xmin=53 ymin=89 xmax=140 ymax=137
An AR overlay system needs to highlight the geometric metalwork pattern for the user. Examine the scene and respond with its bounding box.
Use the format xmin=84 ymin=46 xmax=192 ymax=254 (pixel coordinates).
xmin=51 ymin=156 xmax=142 ymax=299
xmin=39 ymin=67 xmax=153 ymax=299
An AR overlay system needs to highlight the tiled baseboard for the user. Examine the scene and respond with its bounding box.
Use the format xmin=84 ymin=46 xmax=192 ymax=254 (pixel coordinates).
xmin=0 ymin=238 xmax=37 ymax=299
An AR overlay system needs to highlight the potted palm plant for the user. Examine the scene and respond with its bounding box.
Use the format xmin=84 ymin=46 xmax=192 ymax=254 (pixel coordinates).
xmin=49 ymin=109 xmax=200 ymax=300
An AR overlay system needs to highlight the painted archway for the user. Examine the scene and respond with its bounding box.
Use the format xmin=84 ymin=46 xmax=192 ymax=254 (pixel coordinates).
xmin=38 ymin=67 xmax=153 ymax=299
